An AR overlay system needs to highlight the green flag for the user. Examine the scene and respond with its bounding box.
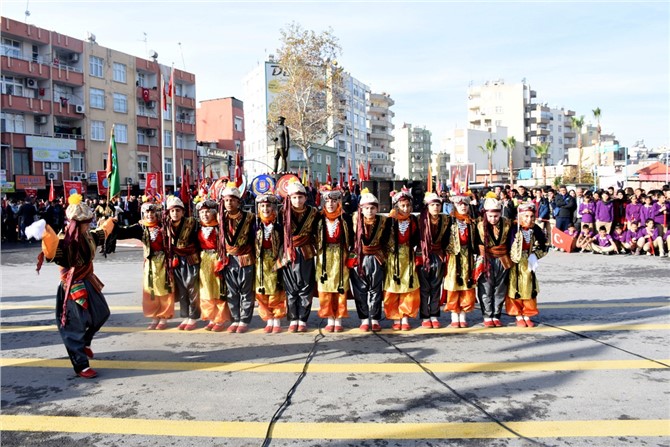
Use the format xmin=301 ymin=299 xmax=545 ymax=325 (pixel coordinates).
xmin=106 ymin=128 xmax=121 ymax=199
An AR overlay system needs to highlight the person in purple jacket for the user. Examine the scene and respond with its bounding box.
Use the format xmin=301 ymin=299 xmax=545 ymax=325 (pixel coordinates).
xmin=622 ymin=221 xmax=643 ymax=255
xmin=639 ymin=195 xmax=655 ymax=225
xmin=579 ymin=193 xmax=596 ymax=230
xmin=611 ymin=223 xmax=627 ymax=253
xmin=592 ymin=226 xmax=617 ymax=255
xmin=576 ymin=224 xmax=595 ymax=252
xmin=652 ymin=193 xmax=667 ymax=228
xmin=625 ymin=195 xmax=642 ymax=227
xmin=638 ymin=218 xmax=666 ymax=257
xmin=595 ymin=191 xmax=614 ymax=234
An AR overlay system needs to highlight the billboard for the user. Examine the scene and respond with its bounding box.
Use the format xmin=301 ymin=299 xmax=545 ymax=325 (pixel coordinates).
xmin=265 ymin=62 xmax=289 ymax=115
xmin=15 ymin=175 xmax=46 ymax=190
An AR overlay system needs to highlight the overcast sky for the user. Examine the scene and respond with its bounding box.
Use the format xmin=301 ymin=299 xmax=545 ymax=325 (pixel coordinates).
xmin=4 ymin=1 xmax=669 ymax=149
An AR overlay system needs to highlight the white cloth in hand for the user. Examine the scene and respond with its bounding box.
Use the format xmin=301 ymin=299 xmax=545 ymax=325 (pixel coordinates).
xmin=25 ymin=219 xmax=47 ymax=241
xmin=528 ymin=253 xmax=539 ymax=272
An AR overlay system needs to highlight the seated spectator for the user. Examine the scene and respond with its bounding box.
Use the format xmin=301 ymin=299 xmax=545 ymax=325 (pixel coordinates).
xmin=576 ymin=225 xmax=595 ymax=252
xmin=611 ymin=223 xmax=627 ymax=254
xmin=638 ymin=218 xmax=666 ymax=257
xmin=592 ymin=226 xmax=617 ymax=255
xmin=622 ymin=221 xmax=643 ymax=255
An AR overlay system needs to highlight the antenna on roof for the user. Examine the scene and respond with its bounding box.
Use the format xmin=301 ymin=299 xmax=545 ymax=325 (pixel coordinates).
xmin=24 ymin=0 xmax=31 ymax=22
xmin=178 ymin=42 xmax=186 ymax=70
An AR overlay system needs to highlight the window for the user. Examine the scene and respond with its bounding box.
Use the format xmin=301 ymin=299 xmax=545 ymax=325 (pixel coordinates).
xmin=326 ymin=155 xmax=331 ymax=165
xmin=235 ymin=140 xmax=241 ymax=151
xmin=137 ymin=154 xmax=148 ymax=173
xmin=114 ymin=124 xmax=128 ymax=143
xmin=177 ymin=133 xmax=184 ymax=148
xmin=234 ymin=117 xmax=243 ymax=132
xmin=137 ymin=72 xmax=146 ymax=87
xmin=317 ymin=153 xmax=322 ymax=164
xmin=164 ymin=130 xmax=172 ymax=147
xmin=163 ymin=104 xmax=172 ymax=120
xmin=89 ymin=56 xmax=103 ymax=77
xmin=90 ymin=88 xmax=105 ymax=109
xmin=495 ymin=120 xmax=502 ymax=127
xmin=113 ymin=63 xmax=126 ymax=83
xmin=316 ymin=172 xmax=322 ymax=182
xmin=164 ymin=157 xmax=173 ymax=176
xmin=558 ymin=125 xmax=563 ymax=132
xmin=113 ymin=93 xmax=127 ymax=113
xmin=1 ymin=76 xmax=24 ymax=96
xmin=137 ymin=130 xmax=146 ymax=145
xmin=43 ymin=162 xmax=61 ymax=172
xmin=1 ymin=112 xmax=25 ymax=133
xmin=2 ymin=38 xmax=21 ymax=58
xmin=71 ymin=151 xmax=85 ymax=172
xmin=495 ymin=106 xmax=504 ymax=114
xmin=13 ymin=149 xmax=31 ymax=175
xmin=175 ymin=83 xmax=183 ymax=97
xmin=91 ymin=121 xmax=105 ymax=141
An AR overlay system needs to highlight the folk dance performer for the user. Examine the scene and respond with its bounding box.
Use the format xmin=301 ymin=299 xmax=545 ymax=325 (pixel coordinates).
xmin=196 ymin=199 xmax=230 ymax=332
xmin=282 ymin=178 xmax=319 ymax=332
xmin=219 ymin=183 xmax=256 ymax=334
xmin=315 ymin=185 xmax=354 ymax=332
xmin=165 ymin=196 xmax=201 ymax=331
xmin=443 ymin=193 xmax=477 ymax=328
xmin=28 ymin=193 xmax=114 ymax=378
xmin=384 ymin=188 xmax=421 ymax=331
xmin=254 ymin=192 xmax=287 ymax=333
xmin=475 ymin=192 xmax=513 ymax=328
xmin=417 ymin=192 xmax=451 ymax=329
xmin=350 ymin=189 xmax=390 ymax=332
xmin=115 ymin=201 xmax=173 ymax=330
xmin=506 ymin=201 xmax=548 ymax=327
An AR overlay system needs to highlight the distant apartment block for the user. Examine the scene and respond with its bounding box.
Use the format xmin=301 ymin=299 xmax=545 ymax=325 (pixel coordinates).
xmin=196 ymin=97 xmax=244 ymax=178
xmin=367 ymin=92 xmax=394 ymax=180
xmin=393 ymin=123 xmax=432 ymax=181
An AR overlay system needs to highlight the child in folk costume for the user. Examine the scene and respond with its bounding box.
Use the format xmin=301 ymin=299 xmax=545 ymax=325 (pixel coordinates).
xmin=219 ymin=183 xmax=256 ymax=333
xmin=507 ymin=201 xmax=548 ymax=327
xmin=443 ymin=194 xmax=478 ymax=328
xmin=475 ymin=193 xmax=513 ymax=328
xmin=115 ymin=201 xmax=173 ymax=330
xmin=282 ymin=178 xmax=319 ymax=332
xmin=28 ymin=194 xmax=114 ymax=378
xmin=316 ymin=185 xmax=355 ymax=332
xmin=254 ymin=192 xmax=287 ymax=333
xmin=417 ymin=192 xmax=451 ymax=329
xmin=196 ymin=199 xmax=230 ymax=332
xmin=165 ymin=196 xmax=201 ymax=331
xmin=384 ymin=188 xmax=421 ymax=331
xmin=350 ymin=189 xmax=391 ymax=332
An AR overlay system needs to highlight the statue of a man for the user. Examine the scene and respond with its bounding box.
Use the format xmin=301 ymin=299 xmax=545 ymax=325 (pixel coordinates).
xmin=273 ymin=116 xmax=290 ymax=173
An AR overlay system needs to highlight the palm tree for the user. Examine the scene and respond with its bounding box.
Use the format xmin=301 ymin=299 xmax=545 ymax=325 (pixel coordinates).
xmin=532 ymin=141 xmax=551 ymax=187
xmin=593 ymin=107 xmax=602 ymax=166
xmin=570 ymin=115 xmax=585 ymax=182
xmin=500 ymin=136 xmax=517 ymax=190
xmin=478 ymin=138 xmax=497 ymax=184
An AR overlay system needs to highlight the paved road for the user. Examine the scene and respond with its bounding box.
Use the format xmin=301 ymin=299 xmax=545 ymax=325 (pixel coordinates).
xmin=1 ymin=241 xmax=669 ymax=446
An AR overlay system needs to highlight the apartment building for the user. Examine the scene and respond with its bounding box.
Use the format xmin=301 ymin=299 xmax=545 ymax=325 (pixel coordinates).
xmin=367 ymin=92 xmax=394 ymax=180
xmin=392 ymin=123 xmax=432 ymax=181
xmin=442 ymin=126 xmax=509 ymax=177
xmin=527 ymin=103 xmax=576 ymax=165
xmin=0 ymin=16 xmax=196 ymax=196
xmin=196 ymin=97 xmax=244 ymax=179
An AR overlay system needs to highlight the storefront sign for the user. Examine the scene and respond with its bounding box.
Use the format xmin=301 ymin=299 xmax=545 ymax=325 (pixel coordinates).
xmin=32 ymin=148 xmax=71 ymax=163
xmin=1 ymin=182 xmax=15 ymax=193
xmin=15 ymin=175 xmax=46 ymax=190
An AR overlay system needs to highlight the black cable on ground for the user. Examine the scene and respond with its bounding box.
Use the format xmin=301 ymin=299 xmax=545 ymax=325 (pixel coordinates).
xmin=261 ymin=319 xmax=326 ymax=447
xmin=373 ymin=331 xmax=550 ymax=447
xmin=538 ymin=320 xmax=670 ymax=368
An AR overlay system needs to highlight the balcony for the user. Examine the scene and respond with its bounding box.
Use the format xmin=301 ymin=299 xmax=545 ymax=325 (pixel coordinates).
xmin=1 ymin=55 xmax=51 ymax=79
xmin=175 ymin=121 xmax=196 ymax=134
xmin=137 ymin=115 xmax=160 ymax=129
xmin=564 ymin=131 xmax=576 ymax=138
xmin=50 ymin=65 xmax=84 ymax=86
xmin=370 ymin=132 xmax=393 ymax=141
xmin=51 ymin=32 xmax=84 ymax=52
xmin=1 ymin=94 xmax=52 ymax=115
xmin=174 ymin=95 xmax=195 ymax=109
xmin=368 ymin=105 xmax=386 ymax=114
xmin=136 ymin=85 xmax=159 ymax=101
xmin=1 ymin=17 xmax=50 ymax=44
xmin=53 ymin=101 xmax=84 ymax=119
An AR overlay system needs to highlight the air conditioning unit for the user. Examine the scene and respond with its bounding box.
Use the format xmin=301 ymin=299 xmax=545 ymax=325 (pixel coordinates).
xmin=146 ymin=100 xmax=156 ymax=109
xmin=35 ymin=116 xmax=48 ymax=124
xmin=69 ymin=53 xmax=80 ymax=63
xmin=165 ymin=174 xmax=173 ymax=182
xmin=75 ymin=105 xmax=85 ymax=114
xmin=138 ymin=173 xmax=146 ymax=180
xmin=125 ymin=177 xmax=133 ymax=184
xmin=46 ymin=172 xmax=58 ymax=180
xmin=80 ymin=172 xmax=88 ymax=181
xmin=25 ymin=78 xmax=38 ymax=89
xmin=146 ymin=129 xmax=157 ymax=137
xmin=71 ymin=175 xmax=81 ymax=181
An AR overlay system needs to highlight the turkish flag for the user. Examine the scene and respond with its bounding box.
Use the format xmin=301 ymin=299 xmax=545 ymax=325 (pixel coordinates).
xmin=142 ymin=88 xmax=150 ymax=103
xmin=48 ymin=179 xmax=55 ymax=202
xmin=551 ymin=227 xmax=577 ymax=253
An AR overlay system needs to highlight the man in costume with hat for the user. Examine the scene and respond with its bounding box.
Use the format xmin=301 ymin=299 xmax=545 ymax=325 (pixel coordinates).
xmin=196 ymin=198 xmax=230 ymax=332
xmin=384 ymin=187 xmax=421 ymax=331
xmin=507 ymin=201 xmax=548 ymax=327
xmin=443 ymin=192 xmax=478 ymax=328
xmin=316 ymin=185 xmax=354 ymax=332
xmin=115 ymin=200 xmax=173 ymax=330
xmin=27 ymin=193 xmax=115 ymax=378
xmin=165 ymin=195 xmax=201 ymax=331
xmin=282 ymin=178 xmax=319 ymax=332
xmin=254 ymin=192 xmax=286 ymax=333
xmin=350 ymin=188 xmax=390 ymax=332
xmin=475 ymin=192 xmax=513 ymax=327
xmin=418 ymin=192 xmax=451 ymax=329
xmin=219 ymin=182 xmax=256 ymax=333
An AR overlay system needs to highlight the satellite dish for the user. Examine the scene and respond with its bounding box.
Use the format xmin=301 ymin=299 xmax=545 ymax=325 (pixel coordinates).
xmin=87 ymin=32 xmax=96 ymax=43
xmin=150 ymin=51 xmax=158 ymax=60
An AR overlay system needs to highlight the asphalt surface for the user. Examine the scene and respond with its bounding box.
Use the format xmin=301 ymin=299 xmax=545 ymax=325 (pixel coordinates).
xmin=1 ymin=240 xmax=669 ymax=447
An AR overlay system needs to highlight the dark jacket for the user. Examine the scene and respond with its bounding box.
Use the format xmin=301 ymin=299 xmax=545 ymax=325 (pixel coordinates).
xmin=554 ymin=194 xmax=576 ymax=219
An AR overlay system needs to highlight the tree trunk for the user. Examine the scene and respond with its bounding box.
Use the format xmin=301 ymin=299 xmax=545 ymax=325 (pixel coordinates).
xmin=577 ymin=135 xmax=583 ymax=183
xmin=542 ymin=158 xmax=547 ymax=187
xmin=488 ymin=156 xmax=493 ymax=184
xmin=301 ymin=145 xmax=312 ymax=183
xmin=508 ymin=149 xmax=514 ymax=190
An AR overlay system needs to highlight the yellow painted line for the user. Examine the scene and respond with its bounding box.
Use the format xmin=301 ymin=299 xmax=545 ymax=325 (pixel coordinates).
xmin=1 ymin=415 xmax=668 ymax=439
xmin=1 ymin=357 xmax=667 ymax=373
xmin=1 ymin=302 xmax=668 ymax=311
xmin=1 ymin=323 xmax=669 ymax=334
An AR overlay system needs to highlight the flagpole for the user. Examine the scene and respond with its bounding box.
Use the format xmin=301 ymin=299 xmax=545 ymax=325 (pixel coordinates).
xmin=107 ymin=124 xmax=115 ymax=204
xmin=160 ymin=73 xmax=166 ymax=201
xmin=171 ymin=64 xmax=177 ymax=193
